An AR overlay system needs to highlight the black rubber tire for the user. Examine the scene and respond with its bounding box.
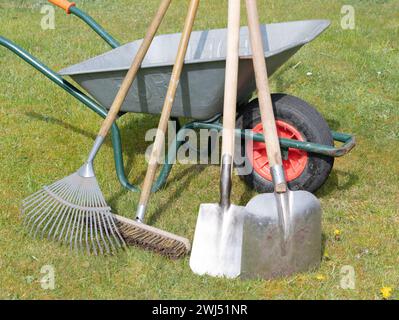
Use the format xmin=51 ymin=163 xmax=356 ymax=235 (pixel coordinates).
xmin=236 ymin=93 xmax=334 ymax=194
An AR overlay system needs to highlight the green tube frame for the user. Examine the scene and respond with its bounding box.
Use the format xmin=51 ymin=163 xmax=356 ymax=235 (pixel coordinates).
xmin=69 ymin=6 xmax=120 ymax=49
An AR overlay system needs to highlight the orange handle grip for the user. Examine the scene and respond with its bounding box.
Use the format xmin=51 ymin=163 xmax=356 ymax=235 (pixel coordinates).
xmin=48 ymin=0 xmax=76 ymax=14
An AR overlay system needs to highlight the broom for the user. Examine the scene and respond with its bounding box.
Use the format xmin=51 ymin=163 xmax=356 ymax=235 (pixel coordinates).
xmin=117 ymin=0 xmax=200 ymax=259
xmin=21 ymin=0 xmax=175 ymax=256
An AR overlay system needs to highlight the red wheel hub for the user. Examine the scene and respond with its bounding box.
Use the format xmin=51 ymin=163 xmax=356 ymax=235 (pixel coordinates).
xmin=247 ymin=120 xmax=308 ymax=182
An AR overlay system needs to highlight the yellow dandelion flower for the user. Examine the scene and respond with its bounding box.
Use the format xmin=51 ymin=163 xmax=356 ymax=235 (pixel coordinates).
xmin=334 ymin=229 xmax=341 ymax=240
xmin=380 ymin=287 xmax=393 ymax=299
xmin=323 ymin=252 xmax=331 ymax=262
xmin=316 ymin=274 xmax=326 ymax=281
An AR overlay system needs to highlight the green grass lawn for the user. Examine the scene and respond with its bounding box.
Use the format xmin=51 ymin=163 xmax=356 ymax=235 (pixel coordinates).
xmin=0 ymin=0 xmax=398 ymax=300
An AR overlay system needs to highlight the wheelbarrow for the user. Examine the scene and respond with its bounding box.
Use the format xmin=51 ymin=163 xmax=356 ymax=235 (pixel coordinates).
xmin=0 ymin=2 xmax=355 ymax=197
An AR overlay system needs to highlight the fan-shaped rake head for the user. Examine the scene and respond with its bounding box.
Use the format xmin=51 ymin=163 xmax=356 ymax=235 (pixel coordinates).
xmin=21 ymin=172 xmax=126 ymax=255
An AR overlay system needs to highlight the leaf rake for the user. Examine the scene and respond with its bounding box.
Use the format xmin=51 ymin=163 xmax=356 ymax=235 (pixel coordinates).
xmin=20 ymin=0 xmax=191 ymax=258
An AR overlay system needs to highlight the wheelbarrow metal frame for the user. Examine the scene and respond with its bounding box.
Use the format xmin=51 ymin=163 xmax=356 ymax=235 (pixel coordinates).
xmin=0 ymin=5 xmax=355 ymax=194
xmin=68 ymin=6 xmax=121 ymax=49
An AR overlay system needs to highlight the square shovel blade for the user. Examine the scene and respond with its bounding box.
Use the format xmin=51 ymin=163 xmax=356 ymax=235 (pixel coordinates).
xmin=190 ymin=203 xmax=245 ymax=278
xmin=241 ymin=190 xmax=322 ymax=280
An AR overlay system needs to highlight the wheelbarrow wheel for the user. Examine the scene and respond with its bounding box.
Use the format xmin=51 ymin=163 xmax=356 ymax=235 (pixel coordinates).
xmin=236 ymin=93 xmax=334 ymax=193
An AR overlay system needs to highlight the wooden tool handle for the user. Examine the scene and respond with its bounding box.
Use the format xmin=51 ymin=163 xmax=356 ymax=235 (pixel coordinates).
xmin=138 ymin=0 xmax=200 ymax=209
xmin=245 ymin=0 xmax=286 ymax=191
xmin=221 ymin=0 xmax=241 ymax=160
xmin=98 ymin=0 xmax=172 ymax=138
xmin=48 ymin=0 xmax=76 ymax=14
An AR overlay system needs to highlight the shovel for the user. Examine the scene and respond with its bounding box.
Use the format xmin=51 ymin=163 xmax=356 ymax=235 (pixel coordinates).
xmin=240 ymin=0 xmax=322 ymax=279
xmin=190 ymin=0 xmax=244 ymax=278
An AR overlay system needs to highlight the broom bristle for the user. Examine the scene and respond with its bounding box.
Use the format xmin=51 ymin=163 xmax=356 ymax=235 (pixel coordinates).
xmin=21 ymin=172 xmax=126 ymax=255
xmin=115 ymin=214 xmax=191 ymax=259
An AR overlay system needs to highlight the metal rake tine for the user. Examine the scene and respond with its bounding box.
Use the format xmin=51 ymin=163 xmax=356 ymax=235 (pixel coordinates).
xmin=92 ymin=179 xmax=125 ymax=249
xmin=22 ymin=190 xmax=57 ymax=222
xmin=95 ymin=186 xmax=120 ymax=250
xmin=28 ymin=202 xmax=55 ymax=237
xmin=95 ymin=210 xmax=110 ymax=255
xmin=86 ymin=185 xmax=98 ymax=254
xmin=21 ymin=190 xmax=47 ymax=213
xmin=36 ymin=183 xmax=74 ymax=238
xmin=89 ymin=212 xmax=98 ymax=256
xmin=74 ymin=210 xmax=84 ymax=253
xmin=58 ymin=196 xmax=78 ymax=243
xmin=68 ymin=207 xmax=80 ymax=250
xmin=85 ymin=211 xmax=90 ymax=255
xmin=36 ymin=200 xmax=65 ymax=239
xmin=75 ymin=184 xmax=87 ymax=251
xmin=69 ymin=183 xmax=86 ymax=250
xmin=57 ymin=184 xmax=82 ymax=244
xmin=96 ymin=189 xmax=108 ymax=207
xmin=99 ymin=210 xmax=116 ymax=254
xmin=41 ymin=202 xmax=66 ymax=240
xmin=21 ymin=179 xmax=63 ymax=205
xmin=63 ymin=206 xmax=77 ymax=247
xmin=39 ymin=208 xmax=59 ymax=239
xmin=56 ymin=204 xmax=74 ymax=244
xmin=82 ymin=185 xmax=92 ymax=255
xmin=90 ymin=188 xmax=109 ymax=255
xmin=91 ymin=187 xmax=113 ymax=254
xmin=30 ymin=196 xmax=62 ymax=237
xmin=45 ymin=179 xmax=66 ymax=191
xmin=25 ymin=196 xmax=58 ymax=233
xmin=49 ymin=199 xmax=73 ymax=242
xmin=48 ymin=181 xmax=80 ymax=241
xmin=45 ymin=179 xmax=68 ymax=193
xmin=73 ymin=183 xmax=90 ymax=253
xmin=106 ymin=212 xmax=126 ymax=248
xmin=104 ymin=213 xmax=125 ymax=249
xmin=47 ymin=203 xmax=68 ymax=240
xmin=92 ymin=185 xmax=125 ymax=248
xmin=23 ymin=181 xmax=65 ymax=208
xmin=22 ymin=195 xmax=47 ymax=226
xmin=23 ymin=182 xmax=69 ymax=225
xmin=22 ymin=190 xmax=57 ymax=223
xmin=22 ymin=189 xmax=45 ymax=205
xmin=92 ymin=210 xmax=103 ymax=255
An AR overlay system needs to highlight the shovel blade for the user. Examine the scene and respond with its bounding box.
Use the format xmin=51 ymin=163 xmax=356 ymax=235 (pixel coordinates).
xmin=190 ymin=203 xmax=245 ymax=278
xmin=241 ymin=190 xmax=322 ymax=280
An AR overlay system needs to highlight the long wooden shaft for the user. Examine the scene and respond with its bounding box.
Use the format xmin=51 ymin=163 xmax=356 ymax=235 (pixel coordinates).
xmin=221 ymin=0 xmax=241 ymax=160
xmin=219 ymin=0 xmax=241 ymax=209
xmin=98 ymin=0 xmax=172 ymax=138
xmin=137 ymin=0 xmax=200 ymax=218
xmin=245 ymin=0 xmax=286 ymax=192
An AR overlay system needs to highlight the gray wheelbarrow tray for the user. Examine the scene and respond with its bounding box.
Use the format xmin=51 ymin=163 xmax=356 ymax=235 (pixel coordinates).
xmin=59 ymin=20 xmax=331 ymax=120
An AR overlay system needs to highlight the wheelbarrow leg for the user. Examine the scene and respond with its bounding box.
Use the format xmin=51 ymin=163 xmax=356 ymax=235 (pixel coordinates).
xmin=110 ymin=124 xmax=140 ymax=192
